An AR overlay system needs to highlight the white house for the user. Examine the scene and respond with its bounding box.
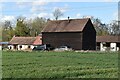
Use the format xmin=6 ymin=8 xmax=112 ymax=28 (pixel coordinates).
xmin=8 ymin=35 xmax=42 ymax=51
xmin=96 ymin=36 xmax=120 ymax=51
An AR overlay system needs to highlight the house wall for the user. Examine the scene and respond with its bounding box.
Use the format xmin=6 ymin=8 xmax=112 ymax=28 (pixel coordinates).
xmin=117 ymin=47 xmax=119 ymax=51
xmin=99 ymin=42 xmax=118 ymax=51
xmin=82 ymin=19 xmax=96 ymax=50
xmin=8 ymin=45 xmax=14 ymax=50
xmin=100 ymin=42 xmax=106 ymax=51
xmin=31 ymin=45 xmax=35 ymax=49
xmin=8 ymin=45 xmax=34 ymax=50
xmin=110 ymin=43 xmax=117 ymax=51
xmin=18 ymin=45 xmax=27 ymax=50
xmin=0 ymin=45 xmax=2 ymax=50
xmin=42 ymin=32 xmax=82 ymax=50
xmin=18 ymin=45 xmax=34 ymax=50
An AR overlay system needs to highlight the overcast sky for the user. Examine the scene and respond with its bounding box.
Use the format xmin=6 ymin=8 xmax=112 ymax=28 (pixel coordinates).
xmin=0 ymin=0 xmax=119 ymax=24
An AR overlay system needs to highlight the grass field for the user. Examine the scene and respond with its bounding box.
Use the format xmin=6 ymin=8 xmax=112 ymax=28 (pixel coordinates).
xmin=2 ymin=51 xmax=118 ymax=78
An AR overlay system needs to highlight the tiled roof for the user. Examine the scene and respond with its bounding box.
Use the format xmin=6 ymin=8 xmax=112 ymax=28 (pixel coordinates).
xmin=42 ymin=18 xmax=90 ymax=32
xmin=9 ymin=36 xmax=39 ymax=45
xmin=96 ymin=36 xmax=120 ymax=42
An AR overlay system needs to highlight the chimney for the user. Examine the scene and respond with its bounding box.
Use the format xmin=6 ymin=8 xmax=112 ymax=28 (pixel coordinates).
xmin=68 ymin=16 xmax=70 ymax=23
xmin=47 ymin=18 xmax=50 ymax=22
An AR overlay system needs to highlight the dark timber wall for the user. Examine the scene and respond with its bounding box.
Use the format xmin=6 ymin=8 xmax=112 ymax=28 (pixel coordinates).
xmin=42 ymin=32 xmax=82 ymax=50
xmin=82 ymin=19 xmax=96 ymax=50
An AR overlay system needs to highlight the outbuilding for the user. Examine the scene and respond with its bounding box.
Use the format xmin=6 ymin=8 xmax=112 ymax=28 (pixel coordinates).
xmin=8 ymin=35 xmax=42 ymax=50
xmin=96 ymin=36 xmax=120 ymax=51
xmin=0 ymin=42 xmax=9 ymax=50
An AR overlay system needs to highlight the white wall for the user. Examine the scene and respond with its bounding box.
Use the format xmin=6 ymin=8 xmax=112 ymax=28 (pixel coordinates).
xmin=0 ymin=46 xmax=2 ymax=50
xmin=110 ymin=43 xmax=116 ymax=51
xmin=31 ymin=45 xmax=34 ymax=49
xmin=18 ymin=45 xmax=34 ymax=50
xmin=8 ymin=45 xmax=35 ymax=50
xmin=100 ymin=42 xmax=117 ymax=51
xmin=100 ymin=42 xmax=106 ymax=51
xmin=117 ymin=47 xmax=119 ymax=51
xmin=8 ymin=45 xmax=14 ymax=50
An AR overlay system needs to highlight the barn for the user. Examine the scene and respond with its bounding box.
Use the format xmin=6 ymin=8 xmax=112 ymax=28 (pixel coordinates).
xmin=42 ymin=18 xmax=96 ymax=50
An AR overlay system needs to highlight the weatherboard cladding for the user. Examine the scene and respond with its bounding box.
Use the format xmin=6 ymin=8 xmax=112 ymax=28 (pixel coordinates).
xmin=42 ymin=32 xmax=83 ymax=50
xmin=42 ymin=18 xmax=89 ymax=32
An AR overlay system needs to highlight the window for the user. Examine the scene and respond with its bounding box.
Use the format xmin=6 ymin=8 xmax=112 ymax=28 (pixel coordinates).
xmin=97 ymin=43 xmax=100 ymax=46
xmin=10 ymin=46 xmax=12 ymax=49
xmin=102 ymin=42 xmax=106 ymax=46
xmin=28 ymin=45 xmax=31 ymax=48
xmin=106 ymin=43 xmax=110 ymax=47
xmin=102 ymin=42 xmax=110 ymax=47
xmin=117 ymin=43 xmax=120 ymax=47
xmin=19 ymin=45 xmax=22 ymax=48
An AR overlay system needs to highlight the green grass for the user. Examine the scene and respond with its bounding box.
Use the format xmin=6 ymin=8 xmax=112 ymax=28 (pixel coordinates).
xmin=2 ymin=51 xmax=118 ymax=78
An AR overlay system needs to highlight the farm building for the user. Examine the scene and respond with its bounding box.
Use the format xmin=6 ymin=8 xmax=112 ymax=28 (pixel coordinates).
xmin=42 ymin=18 xmax=96 ymax=50
xmin=8 ymin=35 xmax=42 ymax=50
xmin=96 ymin=36 xmax=120 ymax=51
xmin=0 ymin=42 xmax=9 ymax=50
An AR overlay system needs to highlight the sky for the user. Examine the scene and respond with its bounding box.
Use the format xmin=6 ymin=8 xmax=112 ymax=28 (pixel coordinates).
xmin=0 ymin=0 xmax=119 ymax=24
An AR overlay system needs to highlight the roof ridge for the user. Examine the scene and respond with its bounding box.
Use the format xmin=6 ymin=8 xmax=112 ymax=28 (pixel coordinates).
xmin=49 ymin=18 xmax=90 ymax=22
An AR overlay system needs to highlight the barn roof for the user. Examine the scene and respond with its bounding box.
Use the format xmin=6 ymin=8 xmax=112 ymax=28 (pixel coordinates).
xmin=9 ymin=36 xmax=37 ymax=45
xmin=96 ymin=36 xmax=120 ymax=43
xmin=42 ymin=18 xmax=90 ymax=32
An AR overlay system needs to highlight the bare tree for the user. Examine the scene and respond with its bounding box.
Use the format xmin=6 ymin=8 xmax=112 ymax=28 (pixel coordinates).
xmin=53 ymin=8 xmax=63 ymax=20
xmin=2 ymin=20 xmax=15 ymax=41
xmin=108 ymin=20 xmax=120 ymax=35
xmin=92 ymin=18 xmax=109 ymax=36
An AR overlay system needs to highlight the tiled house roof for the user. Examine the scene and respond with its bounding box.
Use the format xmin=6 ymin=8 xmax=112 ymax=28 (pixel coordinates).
xmin=9 ymin=36 xmax=42 ymax=45
xmin=96 ymin=36 xmax=120 ymax=43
